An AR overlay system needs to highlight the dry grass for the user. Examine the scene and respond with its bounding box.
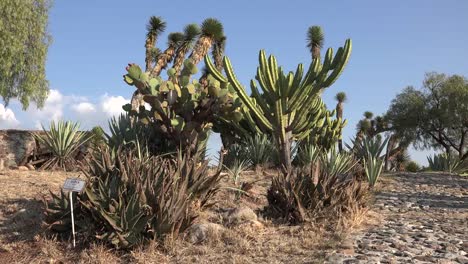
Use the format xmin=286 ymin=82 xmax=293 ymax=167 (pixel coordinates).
xmin=0 ymin=168 xmax=370 ymax=263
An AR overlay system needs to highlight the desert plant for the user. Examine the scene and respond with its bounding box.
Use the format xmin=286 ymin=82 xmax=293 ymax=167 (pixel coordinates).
xmin=244 ymin=133 xmax=276 ymax=168
xmin=267 ymin=168 xmax=368 ymax=224
xmin=347 ymin=135 xmax=389 ymax=161
xmin=88 ymin=126 xmax=106 ymax=149
xmin=44 ymin=147 xmax=222 ymax=249
xmin=427 ymin=153 xmax=468 ymax=174
xmin=364 ymin=154 xmax=384 ymax=187
xmin=335 ymin=92 xmax=347 ymax=152
xmin=206 ymin=37 xmax=352 ymax=173
xmin=33 ymin=120 xmax=91 ymax=171
xmin=294 ymin=143 xmax=321 ymax=167
xmin=405 ymin=161 xmax=420 ymax=172
xmin=321 ymin=148 xmax=356 ymax=176
xmin=225 ymin=159 xmax=249 ymax=185
xmin=393 ymin=149 xmax=410 ymax=171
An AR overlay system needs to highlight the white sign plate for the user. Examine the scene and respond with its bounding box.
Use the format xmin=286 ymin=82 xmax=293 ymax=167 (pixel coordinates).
xmin=63 ymin=178 xmax=86 ymax=192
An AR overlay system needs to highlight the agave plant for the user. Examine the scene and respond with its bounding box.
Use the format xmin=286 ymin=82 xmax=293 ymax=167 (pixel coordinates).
xmin=244 ymin=134 xmax=276 ymax=168
xmin=321 ymin=148 xmax=357 ymax=177
xmin=267 ymin=167 xmax=368 ymax=224
xmin=347 ymin=135 xmax=389 ymax=160
xmin=294 ymin=142 xmax=321 ymax=167
xmin=84 ymin=148 xmax=221 ymax=248
xmin=364 ymin=154 xmax=384 ymax=187
xmin=34 ymin=120 xmax=91 ymax=171
xmin=427 ymin=153 xmax=468 ymax=174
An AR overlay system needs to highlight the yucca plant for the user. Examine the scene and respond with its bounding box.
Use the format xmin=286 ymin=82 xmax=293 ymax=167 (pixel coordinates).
xmin=34 ymin=120 xmax=91 ymax=171
xmin=364 ymin=154 xmax=384 ymax=187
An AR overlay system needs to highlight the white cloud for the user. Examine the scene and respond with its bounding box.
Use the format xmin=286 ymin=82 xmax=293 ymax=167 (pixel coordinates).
xmin=72 ymin=102 xmax=96 ymax=114
xmin=100 ymin=94 xmax=129 ymax=117
xmin=0 ymin=104 xmax=20 ymax=129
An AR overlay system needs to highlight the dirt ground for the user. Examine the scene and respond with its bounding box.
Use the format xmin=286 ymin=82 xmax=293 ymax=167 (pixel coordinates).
xmin=0 ymin=168 xmax=366 ymax=264
xmin=3 ymin=169 xmax=466 ymax=263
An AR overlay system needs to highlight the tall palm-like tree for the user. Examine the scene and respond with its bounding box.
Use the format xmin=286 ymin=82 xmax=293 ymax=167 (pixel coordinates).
xmin=188 ymin=18 xmax=224 ymax=65
xmin=364 ymin=111 xmax=374 ymax=120
xmin=144 ymin=16 xmax=166 ymax=71
xmin=306 ymin=25 xmax=324 ymax=61
xmin=335 ymin=92 xmax=347 ymax=152
xmin=133 ymin=16 xmax=166 ymax=115
xmin=172 ymin=24 xmax=200 ymax=77
xmin=151 ymin=32 xmax=184 ymax=77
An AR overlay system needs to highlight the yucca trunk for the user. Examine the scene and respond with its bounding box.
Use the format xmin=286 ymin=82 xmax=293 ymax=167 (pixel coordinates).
xmin=172 ymin=46 xmax=191 ymax=77
xmin=189 ymin=36 xmax=213 ymax=65
xmin=312 ymin=47 xmax=321 ymax=61
xmin=144 ymin=38 xmax=154 ymax=71
xmin=151 ymin=46 xmax=176 ymax=77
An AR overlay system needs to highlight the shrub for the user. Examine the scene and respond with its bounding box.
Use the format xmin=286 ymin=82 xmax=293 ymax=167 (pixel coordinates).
xmin=33 ymin=120 xmax=91 ymax=171
xmin=44 ymin=148 xmax=222 ymax=249
xmin=405 ymin=161 xmax=420 ymax=172
xmin=267 ymin=169 xmax=368 ymax=224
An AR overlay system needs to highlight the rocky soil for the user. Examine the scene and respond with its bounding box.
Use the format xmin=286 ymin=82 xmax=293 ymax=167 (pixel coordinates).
xmin=326 ymin=172 xmax=468 ymax=264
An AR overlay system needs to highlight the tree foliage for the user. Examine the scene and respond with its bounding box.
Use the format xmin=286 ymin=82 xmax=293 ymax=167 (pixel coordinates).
xmin=0 ymin=0 xmax=52 ymax=109
xmin=386 ymin=72 xmax=468 ymax=160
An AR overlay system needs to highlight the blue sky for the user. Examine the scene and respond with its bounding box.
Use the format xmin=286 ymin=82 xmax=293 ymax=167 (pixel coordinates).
xmin=2 ymin=0 xmax=468 ymax=164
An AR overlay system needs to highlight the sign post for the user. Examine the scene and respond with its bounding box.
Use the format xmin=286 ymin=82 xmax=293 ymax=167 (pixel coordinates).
xmin=63 ymin=178 xmax=86 ymax=248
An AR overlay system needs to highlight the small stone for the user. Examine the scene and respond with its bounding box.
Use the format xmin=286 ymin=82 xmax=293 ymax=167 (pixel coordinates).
xmin=223 ymin=207 xmax=257 ymax=225
xmin=188 ymin=223 xmax=223 ymax=244
xmin=17 ymin=166 xmax=29 ymax=171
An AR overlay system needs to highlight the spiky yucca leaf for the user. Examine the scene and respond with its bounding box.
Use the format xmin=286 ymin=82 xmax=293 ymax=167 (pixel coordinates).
xmin=364 ymin=111 xmax=374 ymax=119
xmin=146 ymin=16 xmax=166 ymax=39
xmin=200 ymin=18 xmax=224 ymax=40
xmin=335 ymin=92 xmax=347 ymax=103
xmin=34 ymin=120 xmax=91 ymax=171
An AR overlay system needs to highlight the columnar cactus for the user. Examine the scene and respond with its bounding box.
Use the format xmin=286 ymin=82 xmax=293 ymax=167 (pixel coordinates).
xmin=205 ymin=39 xmax=352 ymax=173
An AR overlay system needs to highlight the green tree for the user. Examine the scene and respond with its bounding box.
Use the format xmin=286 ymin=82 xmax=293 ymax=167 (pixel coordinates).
xmin=0 ymin=0 xmax=52 ymax=109
xmin=386 ymin=72 xmax=468 ymax=160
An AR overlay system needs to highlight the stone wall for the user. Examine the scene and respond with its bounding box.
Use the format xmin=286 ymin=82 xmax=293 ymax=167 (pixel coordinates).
xmin=0 ymin=130 xmax=44 ymax=168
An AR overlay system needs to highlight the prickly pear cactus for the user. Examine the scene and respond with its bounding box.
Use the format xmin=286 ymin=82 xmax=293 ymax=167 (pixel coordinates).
xmin=122 ymin=59 xmax=243 ymax=152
